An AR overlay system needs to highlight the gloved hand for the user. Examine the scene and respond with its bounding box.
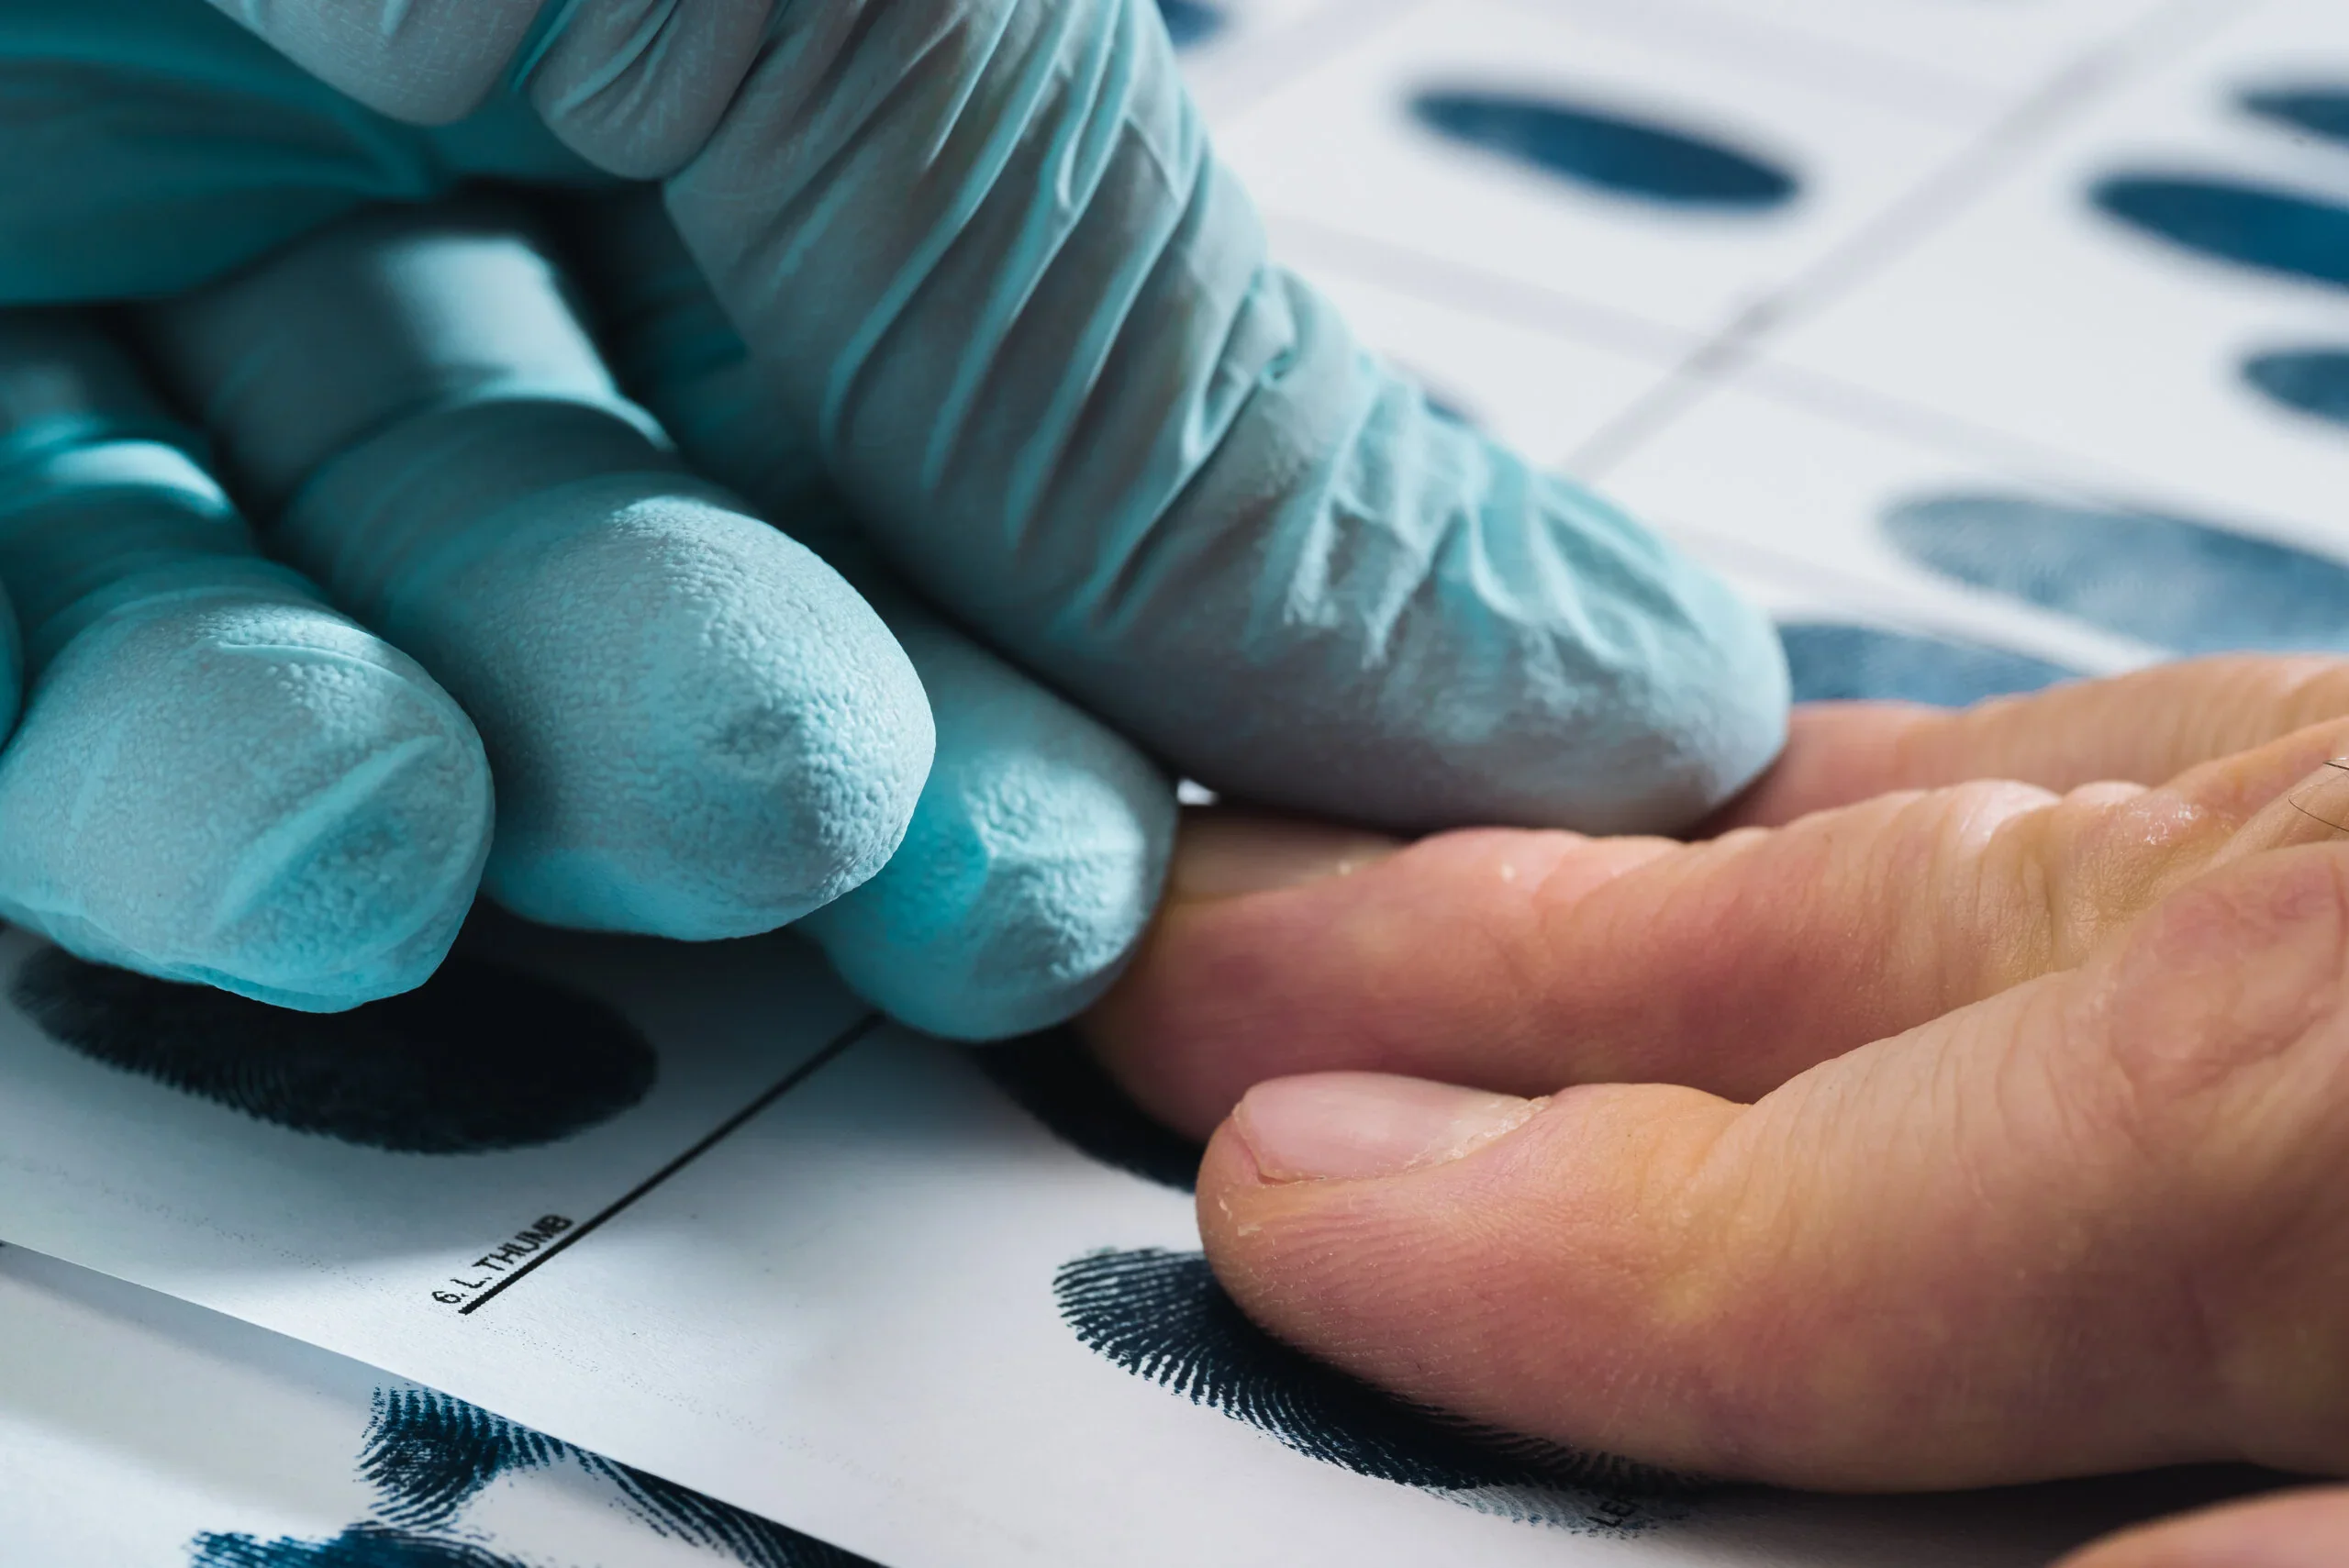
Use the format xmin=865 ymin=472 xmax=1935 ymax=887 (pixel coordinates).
xmin=0 ymin=0 xmax=1789 ymax=1024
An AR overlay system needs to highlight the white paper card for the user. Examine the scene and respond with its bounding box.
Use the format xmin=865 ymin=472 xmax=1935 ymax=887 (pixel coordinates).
xmin=0 ymin=925 xmax=2266 ymax=1568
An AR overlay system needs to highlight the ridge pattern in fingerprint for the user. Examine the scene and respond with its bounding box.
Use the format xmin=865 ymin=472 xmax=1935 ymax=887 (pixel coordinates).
xmin=189 ymin=1385 xmax=874 ymax=1566
xmin=1056 ymin=1247 xmax=1694 ymax=1531
xmin=14 ymin=948 xmax=656 ymax=1153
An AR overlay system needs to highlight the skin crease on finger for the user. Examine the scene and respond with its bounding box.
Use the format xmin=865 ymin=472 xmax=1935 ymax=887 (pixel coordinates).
xmin=1719 ymin=655 xmax=2349 ymax=830
xmin=1189 ymin=842 xmax=2349 ymax=1491
xmin=2058 ymin=1485 xmax=2349 ymax=1567
xmin=1091 ymin=709 xmax=2349 ymax=1139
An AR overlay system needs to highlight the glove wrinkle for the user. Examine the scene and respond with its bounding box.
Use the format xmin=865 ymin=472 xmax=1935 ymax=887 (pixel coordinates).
xmin=575 ymin=191 xmax=1174 ymax=1039
xmin=0 ymin=311 xmax=492 ymax=1010
xmin=154 ymin=0 xmax=1781 ymax=833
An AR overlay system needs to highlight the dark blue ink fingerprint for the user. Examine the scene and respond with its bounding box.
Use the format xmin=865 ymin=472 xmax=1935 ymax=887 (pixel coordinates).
xmin=1411 ymin=89 xmax=1798 ymax=211
xmin=2091 ymin=174 xmax=2349 ymax=293
xmin=358 ymin=1386 xmax=875 ymax=1567
xmin=1779 ymin=624 xmax=2076 ymax=706
xmin=362 ymin=1387 xmax=562 ymax=1529
xmin=1884 ymin=493 xmax=2349 ymax=656
xmin=972 ymin=1030 xmax=1202 ymax=1192
xmin=1056 ymin=1248 xmax=1694 ymax=1530
xmin=2240 ymin=85 xmax=2349 ymax=149
xmin=1155 ymin=0 xmax=1226 ymax=48
xmin=2243 ymin=347 xmax=2349 ymax=428
xmin=190 ymin=1527 xmax=520 ymax=1567
xmin=12 ymin=949 xmax=655 ymax=1154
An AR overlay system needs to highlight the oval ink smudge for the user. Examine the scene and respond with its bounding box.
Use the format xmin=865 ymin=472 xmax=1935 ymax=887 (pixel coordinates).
xmin=1156 ymin=0 xmax=1227 ymax=49
xmin=2090 ymin=173 xmax=2349 ymax=293
xmin=1056 ymin=1247 xmax=1695 ymax=1529
xmin=14 ymin=948 xmax=656 ymax=1154
xmin=2243 ymin=346 xmax=2349 ymax=429
xmin=1778 ymin=623 xmax=2077 ymax=706
xmin=1884 ymin=493 xmax=2349 ymax=656
xmin=2239 ymin=84 xmax=2349 ymax=150
xmin=1411 ymin=88 xmax=1799 ymax=211
xmin=971 ymin=1029 xmax=1203 ymax=1192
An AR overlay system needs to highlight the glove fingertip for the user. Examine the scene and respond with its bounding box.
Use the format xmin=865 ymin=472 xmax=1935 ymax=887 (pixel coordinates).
xmin=803 ymin=619 xmax=1175 ymax=1041
xmin=0 ymin=595 xmax=492 ymax=1010
xmin=433 ymin=485 xmax=933 ymax=940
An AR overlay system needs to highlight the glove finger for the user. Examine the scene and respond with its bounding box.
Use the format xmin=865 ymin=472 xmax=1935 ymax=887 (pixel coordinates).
xmin=197 ymin=0 xmax=1788 ymax=839
xmin=802 ymin=580 xmax=1175 ymax=1039
xmin=1195 ymin=842 xmax=2349 ymax=1488
xmin=574 ymin=192 xmax=1176 ymax=1039
xmin=661 ymin=0 xmax=1788 ymax=837
xmin=0 ymin=312 xmax=489 ymax=1009
xmin=0 ymin=0 xmax=593 ymax=306
xmin=139 ymin=201 xmax=934 ymax=941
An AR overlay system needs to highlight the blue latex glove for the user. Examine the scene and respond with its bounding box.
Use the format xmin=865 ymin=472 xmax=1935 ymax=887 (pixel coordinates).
xmin=138 ymin=205 xmax=933 ymax=946
xmin=150 ymin=195 xmax=1167 ymax=1037
xmin=0 ymin=0 xmax=1790 ymax=1021
xmin=572 ymin=190 xmax=1177 ymax=1038
xmin=0 ymin=314 xmax=489 ymax=1008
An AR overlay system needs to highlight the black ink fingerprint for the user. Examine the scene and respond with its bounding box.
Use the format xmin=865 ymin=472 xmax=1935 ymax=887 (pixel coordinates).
xmin=2243 ymin=347 xmax=2349 ymax=429
xmin=972 ymin=1029 xmax=1202 ymax=1191
xmin=13 ymin=948 xmax=655 ymax=1154
xmin=1155 ymin=0 xmax=1226 ymax=49
xmin=189 ymin=1526 xmax=520 ymax=1567
xmin=2091 ymin=174 xmax=2349 ymax=294
xmin=358 ymin=1385 xmax=876 ymax=1568
xmin=1411 ymin=89 xmax=1799 ymax=211
xmin=1883 ymin=493 xmax=2349 ymax=656
xmin=2239 ymin=84 xmax=2349 ymax=149
xmin=1056 ymin=1248 xmax=1695 ymax=1531
xmin=1779 ymin=623 xmax=2076 ymax=706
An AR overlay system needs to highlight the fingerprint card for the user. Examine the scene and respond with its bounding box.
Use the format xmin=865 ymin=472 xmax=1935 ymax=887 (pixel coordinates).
xmin=1600 ymin=360 xmax=2349 ymax=704
xmin=0 ymin=920 xmax=869 ymax=1338
xmin=1298 ymin=264 xmax=1686 ymax=471
xmin=1208 ymin=0 xmax=1979 ymax=343
xmin=1756 ymin=0 xmax=2349 ymax=550
xmin=0 ymin=1245 xmax=871 ymax=1567
xmin=1569 ymin=0 xmax=2191 ymax=104
xmin=0 ymin=929 xmax=2261 ymax=1568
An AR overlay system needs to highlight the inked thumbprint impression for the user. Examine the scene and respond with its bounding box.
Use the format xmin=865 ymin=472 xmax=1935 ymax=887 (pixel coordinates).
xmin=1779 ymin=622 xmax=2077 ymax=706
xmin=1883 ymin=493 xmax=2349 ymax=656
xmin=13 ymin=949 xmax=656 ymax=1154
xmin=1412 ymin=88 xmax=1800 ymax=211
xmin=1057 ymin=1248 xmax=1695 ymax=1531
xmin=2243 ymin=347 xmax=2349 ymax=429
xmin=190 ymin=1385 xmax=876 ymax=1568
xmin=972 ymin=1030 xmax=1204 ymax=1191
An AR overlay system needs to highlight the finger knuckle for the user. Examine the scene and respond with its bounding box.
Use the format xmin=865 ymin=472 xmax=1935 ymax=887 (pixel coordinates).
xmin=2100 ymin=851 xmax=2349 ymax=1138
